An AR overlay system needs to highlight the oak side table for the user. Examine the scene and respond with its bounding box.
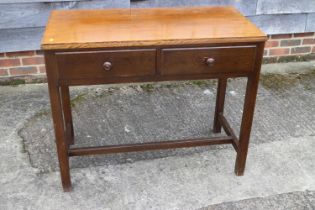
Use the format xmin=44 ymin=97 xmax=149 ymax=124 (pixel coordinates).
xmin=41 ymin=6 xmax=267 ymax=191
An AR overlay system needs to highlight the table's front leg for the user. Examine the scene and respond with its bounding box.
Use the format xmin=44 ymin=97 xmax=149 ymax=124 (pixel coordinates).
xmin=234 ymin=75 xmax=259 ymax=175
xmin=45 ymin=52 xmax=72 ymax=191
xmin=234 ymin=42 xmax=264 ymax=176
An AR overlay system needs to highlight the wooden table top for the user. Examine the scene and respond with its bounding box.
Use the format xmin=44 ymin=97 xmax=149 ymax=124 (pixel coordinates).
xmin=41 ymin=6 xmax=267 ymax=50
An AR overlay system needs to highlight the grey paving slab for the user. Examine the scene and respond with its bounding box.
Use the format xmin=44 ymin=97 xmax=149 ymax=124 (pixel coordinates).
xmin=0 ymin=136 xmax=314 ymax=210
xmin=0 ymin=84 xmax=50 ymax=138
xmin=199 ymin=191 xmax=315 ymax=210
xmin=306 ymin=191 xmax=315 ymax=208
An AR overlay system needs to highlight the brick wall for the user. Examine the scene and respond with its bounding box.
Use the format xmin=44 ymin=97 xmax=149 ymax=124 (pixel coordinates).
xmin=0 ymin=51 xmax=45 ymax=80
xmin=264 ymin=32 xmax=315 ymax=60
xmin=0 ymin=32 xmax=315 ymax=82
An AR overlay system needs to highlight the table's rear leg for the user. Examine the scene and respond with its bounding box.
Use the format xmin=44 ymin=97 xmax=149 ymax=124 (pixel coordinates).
xmin=213 ymin=78 xmax=227 ymax=133
xmin=45 ymin=52 xmax=72 ymax=192
xmin=60 ymin=86 xmax=74 ymax=145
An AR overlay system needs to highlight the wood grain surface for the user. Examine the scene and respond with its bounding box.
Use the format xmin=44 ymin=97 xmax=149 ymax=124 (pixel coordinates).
xmin=41 ymin=6 xmax=267 ymax=50
xmin=160 ymin=46 xmax=256 ymax=75
xmin=56 ymin=49 xmax=156 ymax=79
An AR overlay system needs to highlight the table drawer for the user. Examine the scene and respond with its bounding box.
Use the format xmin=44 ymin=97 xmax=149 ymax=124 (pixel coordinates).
xmin=160 ymin=46 xmax=256 ymax=76
xmin=56 ymin=49 xmax=156 ymax=79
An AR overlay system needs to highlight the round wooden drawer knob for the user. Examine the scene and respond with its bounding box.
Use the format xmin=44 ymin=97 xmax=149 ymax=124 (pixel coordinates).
xmin=103 ymin=61 xmax=112 ymax=71
xmin=204 ymin=57 xmax=215 ymax=66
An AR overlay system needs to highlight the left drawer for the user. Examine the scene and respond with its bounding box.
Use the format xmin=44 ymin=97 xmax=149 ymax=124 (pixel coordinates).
xmin=56 ymin=49 xmax=156 ymax=80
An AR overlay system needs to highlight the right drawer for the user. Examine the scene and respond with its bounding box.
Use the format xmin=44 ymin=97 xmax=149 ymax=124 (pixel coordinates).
xmin=160 ymin=46 xmax=256 ymax=76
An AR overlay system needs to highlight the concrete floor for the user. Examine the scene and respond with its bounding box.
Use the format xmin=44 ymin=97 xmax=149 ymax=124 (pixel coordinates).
xmin=0 ymin=61 xmax=315 ymax=209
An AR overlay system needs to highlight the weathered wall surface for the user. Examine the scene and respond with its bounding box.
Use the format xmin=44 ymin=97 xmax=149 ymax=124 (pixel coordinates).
xmin=0 ymin=0 xmax=130 ymax=52
xmin=0 ymin=0 xmax=315 ymax=52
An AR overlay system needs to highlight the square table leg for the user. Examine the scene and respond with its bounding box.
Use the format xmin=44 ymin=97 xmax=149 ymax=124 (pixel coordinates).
xmin=45 ymin=52 xmax=72 ymax=191
xmin=213 ymin=78 xmax=227 ymax=133
xmin=234 ymin=75 xmax=259 ymax=175
xmin=234 ymin=42 xmax=264 ymax=176
xmin=60 ymin=86 xmax=74 ymax=146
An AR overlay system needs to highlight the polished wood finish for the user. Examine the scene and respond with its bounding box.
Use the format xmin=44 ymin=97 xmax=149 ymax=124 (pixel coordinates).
xmin=234 ymin=42 xmax=265 ymax=176
xmin=69 ymin=137 xmax=234 ymax=157
xmin=213 ymin=78 xmax=227 ymax=133
xmin=60 ymin=86 xmax=74 ymax=146
xmin=56 ymin=49 xmax=156 ymax=80
xmin=218 ymin=113 xmax=239 ymax=151
xmin=42 ymin=7 xmax=266 ymax=191
xmin=44 ymin=52 xmax=72 ymax=192
xmin=42 ymin=7 xmax=266 ymax=50
xmin=160 ymin=46 xmax=256 ymax=75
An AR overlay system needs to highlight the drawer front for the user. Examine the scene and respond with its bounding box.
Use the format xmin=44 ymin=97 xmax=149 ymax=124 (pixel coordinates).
xmin=160 ymin=46 xmax=256 ymax=76
xmin=56 ymin=49 xmax=156 ymax=79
